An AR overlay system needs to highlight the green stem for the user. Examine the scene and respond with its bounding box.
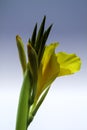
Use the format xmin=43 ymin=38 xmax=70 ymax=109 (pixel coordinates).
xmin=16 ymin=69 xmax=31 ymax=130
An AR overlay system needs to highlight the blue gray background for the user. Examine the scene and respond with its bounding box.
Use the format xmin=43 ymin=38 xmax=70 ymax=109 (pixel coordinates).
xmin=0 ymin=0 xmax=87 ymax=130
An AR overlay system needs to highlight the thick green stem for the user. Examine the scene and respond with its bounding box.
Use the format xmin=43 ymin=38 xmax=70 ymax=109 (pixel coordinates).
xmin=16 ymin=69 xmax=31 ymax=130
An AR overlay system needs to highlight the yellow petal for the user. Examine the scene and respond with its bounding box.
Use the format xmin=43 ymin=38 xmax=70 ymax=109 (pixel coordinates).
xmin=56 ymin=52 xmax=81 ymax=76
xmin=41 ymin=52 xmax=60 ymax=91
xmin=35 ymin=43 xmax=60 ymax=101
xmin=41 ymin=42 xmax=59 ymax=74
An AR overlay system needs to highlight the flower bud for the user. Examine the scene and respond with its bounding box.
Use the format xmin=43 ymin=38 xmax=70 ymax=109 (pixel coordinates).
xmin=27 ymin=44 xmax=38 ymax=104
xmin=16 ymin=35 xmax=27 ymax=74
xmin=27 ymin=44 xmax=38 ymax=80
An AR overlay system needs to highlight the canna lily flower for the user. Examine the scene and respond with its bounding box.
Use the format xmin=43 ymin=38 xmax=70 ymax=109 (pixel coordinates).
xmin=16 ymin=16 xmax=81 ymax=130
xmin=35 ymin=42 xmax=81 ymax=102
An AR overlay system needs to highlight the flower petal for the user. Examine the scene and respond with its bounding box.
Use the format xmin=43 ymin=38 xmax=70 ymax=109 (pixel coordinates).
xmin=41 ymin=42 xmax=59 ymax=74
xmin=41 ymin=52 xmax=60 ymax=91
xmin=56 ymin=52 xmax=81 ymax=76
xmin=35 ymin=43 xmax=60 ymax=101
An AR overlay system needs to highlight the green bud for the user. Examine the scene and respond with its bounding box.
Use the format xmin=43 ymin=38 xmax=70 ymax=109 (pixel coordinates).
xmin=16 ymin=35 xmax=27 ymax=74
xmin=27 ymin=44 xmax=38 ymax=104
xmin=35 ymin=16 xmax=46 ymax=53
xmin=27 ymin=44 xmax=38 ymax=79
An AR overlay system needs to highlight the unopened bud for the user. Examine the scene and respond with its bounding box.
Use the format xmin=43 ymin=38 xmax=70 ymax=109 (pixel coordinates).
xmin=27 ymin=44 xmax=38 ymax=79
xmin=16 ymin=35 xmax=27 ymax=74
xmin=27 ymin=44 xmax=38 ymax=104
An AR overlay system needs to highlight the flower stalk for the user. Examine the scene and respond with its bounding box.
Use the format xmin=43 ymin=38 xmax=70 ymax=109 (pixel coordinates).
xmin=16 ymin=68 xmax=31 ymax=130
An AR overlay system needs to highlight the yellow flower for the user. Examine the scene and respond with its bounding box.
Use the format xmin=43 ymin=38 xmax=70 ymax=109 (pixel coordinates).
xmin=16 ymin=17 xmax=82 ymax=129
xmin=35 ymin=43 xmax=81 ymax=101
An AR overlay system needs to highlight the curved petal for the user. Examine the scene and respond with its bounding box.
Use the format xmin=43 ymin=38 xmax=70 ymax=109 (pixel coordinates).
xmin=35 ymin=43 xmax=60 ymax=101
xmin=41 ymin=42 xmax=59 ymax=74
xmin=56 ymin=52 xmax=81 ymax=76
xmin=41 ymin=52 xmax=60 ymax=91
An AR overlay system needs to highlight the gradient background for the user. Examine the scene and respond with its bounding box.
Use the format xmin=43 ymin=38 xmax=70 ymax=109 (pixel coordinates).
xmin=0 ymin=0 xmax=87 ymax=130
